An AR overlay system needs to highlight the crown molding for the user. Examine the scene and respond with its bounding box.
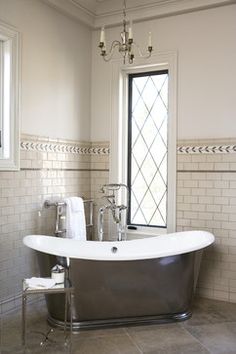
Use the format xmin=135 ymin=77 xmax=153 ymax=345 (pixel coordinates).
xmin=93 ymin=0 xmax=236 ymax=28
xmin=41 ymin=0 xmax=236 ymax=28
xmin=41 ymin=0 xmax=95 ymax=27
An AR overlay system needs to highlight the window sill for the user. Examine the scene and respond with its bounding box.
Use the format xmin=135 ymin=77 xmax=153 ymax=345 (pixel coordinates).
xmin=126 ymin=227 xmax=167 ymax=240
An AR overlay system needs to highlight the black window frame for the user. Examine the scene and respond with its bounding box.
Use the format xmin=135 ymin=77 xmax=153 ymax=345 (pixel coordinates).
xmin=127 ymin=69 xmax=169 ymax=228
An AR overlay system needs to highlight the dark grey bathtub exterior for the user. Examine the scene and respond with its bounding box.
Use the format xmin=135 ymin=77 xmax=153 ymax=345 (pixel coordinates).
xmin=37 ymin=248 xmax=203 ymax=330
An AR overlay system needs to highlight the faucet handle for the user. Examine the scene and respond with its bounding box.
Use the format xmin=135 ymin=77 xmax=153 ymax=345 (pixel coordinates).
xmin=102 ymin=194 xmax=114 ymax=199
xmin=102 ymin=184 xmax=122 ymax=191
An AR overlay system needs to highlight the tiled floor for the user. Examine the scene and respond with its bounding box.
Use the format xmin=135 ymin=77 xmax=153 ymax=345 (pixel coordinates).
xmin=1 ymin=297 xmax=236 ymax=353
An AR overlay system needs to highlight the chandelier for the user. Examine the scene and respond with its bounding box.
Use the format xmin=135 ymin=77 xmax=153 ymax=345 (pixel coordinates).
xmin=98 ymin=0 xmax=153 ymax=64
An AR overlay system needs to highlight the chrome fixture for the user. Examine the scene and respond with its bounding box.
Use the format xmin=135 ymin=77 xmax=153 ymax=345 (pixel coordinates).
xmin=98 ymin=183 xmax=129 ymax=241
xmin=98 ymin=0 xmax=153 ymax=64
xmin=44 ymin=198 xmax=93 ymax=237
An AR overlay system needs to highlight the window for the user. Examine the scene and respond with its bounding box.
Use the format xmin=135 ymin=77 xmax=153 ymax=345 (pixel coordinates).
xmin=0 ymin=21 xmax=20 ymax=170
xmin=127 ymin=71 xmax=168 ymax=228
xmin=110 ymin=52 xmax=177 ymax=234
xmin=0 ymin=39 xmax=11 ymax=159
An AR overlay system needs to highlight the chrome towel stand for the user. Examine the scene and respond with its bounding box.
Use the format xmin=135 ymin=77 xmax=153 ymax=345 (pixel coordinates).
xmin=22 ymin=279 xmax=74 ymax=349
xmin=44 ymin=198 xmax=93 ymax=237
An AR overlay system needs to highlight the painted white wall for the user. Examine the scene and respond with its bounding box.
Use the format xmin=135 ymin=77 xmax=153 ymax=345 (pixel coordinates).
xmin=91 ymin=4 xmax=236 ymax=141
xmin=0 ymin=0 xmax=91 ymax=141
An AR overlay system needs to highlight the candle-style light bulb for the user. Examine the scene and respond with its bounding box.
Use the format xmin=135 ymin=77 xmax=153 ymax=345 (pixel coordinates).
xmin=128 ymin=20 xmax=133 ymax=40
xmin=148 ymin=32 xmax=152 ymax=47
xmin=100 ymin=26 xmax=105 ymax=43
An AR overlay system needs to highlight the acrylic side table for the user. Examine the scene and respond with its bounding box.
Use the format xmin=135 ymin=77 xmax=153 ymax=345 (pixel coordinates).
xmin=22 ymin=279 xmax=74 ymax=349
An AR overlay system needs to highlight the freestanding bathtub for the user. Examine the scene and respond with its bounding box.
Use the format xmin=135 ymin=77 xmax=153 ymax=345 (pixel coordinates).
xmin=23 ymin=230 xmax=214 ymax=330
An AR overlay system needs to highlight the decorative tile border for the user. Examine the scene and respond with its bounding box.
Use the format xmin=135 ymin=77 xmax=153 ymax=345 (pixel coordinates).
xmin=89 ymin=146 xmax=110 ymax=155
xmin=20 ymin=135 xmax=236 ymax=155
xmin=177 ymin=144 xmax=236 ymax=154
xmin=20 ymin=138 xmax=110 ymax=155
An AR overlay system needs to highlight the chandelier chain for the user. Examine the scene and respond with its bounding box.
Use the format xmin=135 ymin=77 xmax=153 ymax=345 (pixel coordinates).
xmin=123 ymin=0 xmax=127 ymax=19
xmin=98 ymin=0 xmax=153 ymax=64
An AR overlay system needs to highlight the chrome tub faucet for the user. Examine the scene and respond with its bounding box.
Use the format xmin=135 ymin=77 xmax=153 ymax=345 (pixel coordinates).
xmin=98 ymin=184 xmax=129 ymax=241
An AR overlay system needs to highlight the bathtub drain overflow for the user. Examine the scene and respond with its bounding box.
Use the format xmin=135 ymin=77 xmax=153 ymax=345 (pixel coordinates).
xmin=111 ymin=247 xmax=118 ymax=254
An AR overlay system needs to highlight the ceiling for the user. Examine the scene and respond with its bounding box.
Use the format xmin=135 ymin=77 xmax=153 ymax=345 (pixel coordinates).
xmin=42 ymin=0 xmax=236 ymax=28
xmin=71 ymin=0 xmax=178 ymax=16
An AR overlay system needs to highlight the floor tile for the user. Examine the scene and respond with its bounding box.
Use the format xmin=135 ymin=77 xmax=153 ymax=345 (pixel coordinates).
xmin=2 ymin=297 xmax=236 ymax=354
xmin=71 ymin=326 xmax=127 ymax=339
xmin=183 ymin=297 xmax=236 ymax=327
xmin=71 ymin=335 xmax=141 ymax=354
xmin=125 ymin=323 xmax=209 ymax=353
xmin=185 ymin=322 xmax=236 ymax=354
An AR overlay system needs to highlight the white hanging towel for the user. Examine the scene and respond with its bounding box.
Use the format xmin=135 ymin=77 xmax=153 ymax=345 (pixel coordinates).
xmin=65 ymin=197 xmax=87 ymax=240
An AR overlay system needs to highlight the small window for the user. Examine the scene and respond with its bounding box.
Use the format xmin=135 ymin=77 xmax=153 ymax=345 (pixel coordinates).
xmin=0 ymin=21 xmax=20 ymax=170
xmin=127 ymin=70 xmax=168 ymax=228
xmin=0 ymin=39 xmax=11 ymax=159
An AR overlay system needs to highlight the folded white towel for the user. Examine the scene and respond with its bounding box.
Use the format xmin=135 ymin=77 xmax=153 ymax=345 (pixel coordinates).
xmin=65 ymin=197 xmax=86 ymax=241
xmin=25 ymin=277 xmax=56 ymax=289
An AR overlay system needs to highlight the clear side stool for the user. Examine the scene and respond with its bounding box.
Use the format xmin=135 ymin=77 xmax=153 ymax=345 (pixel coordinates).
xmin=22 ymin=279 xmax=74 ymax=350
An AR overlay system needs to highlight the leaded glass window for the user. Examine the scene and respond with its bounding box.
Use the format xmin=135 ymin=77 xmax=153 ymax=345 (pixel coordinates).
xmin=127 ymin=70 xmax=168 ymax=228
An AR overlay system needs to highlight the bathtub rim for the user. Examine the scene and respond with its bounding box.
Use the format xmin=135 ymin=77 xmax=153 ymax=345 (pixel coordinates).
xmin=23 ymin=230 xmax=215 ymax=261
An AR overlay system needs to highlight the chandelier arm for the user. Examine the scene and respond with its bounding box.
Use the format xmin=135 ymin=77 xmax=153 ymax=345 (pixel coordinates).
xmin=101 ymin=41 xmax=121 ymax=61
xmin=132 ymin=41 xmax=153 ymax=59
xmin=109 ymin=40 xmax=121 ymax=53
xmin=102 ymin=55 xmax=114 ymax=62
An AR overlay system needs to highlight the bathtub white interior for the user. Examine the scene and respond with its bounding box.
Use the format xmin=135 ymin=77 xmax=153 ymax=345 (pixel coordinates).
xmin=23 ymin=230 xmax=214 ymax=261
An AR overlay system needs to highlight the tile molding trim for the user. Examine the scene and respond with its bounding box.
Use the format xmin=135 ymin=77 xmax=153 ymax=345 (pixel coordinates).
xmin=22 ymin=141 xmax=236 ymax=155
xmin=20 ymin=135 xmax=236 ymax=155
xmin=20 ymin=139 xmax=110 ymax=155
xmin=177 ymin=144 xmax=236 ymax=154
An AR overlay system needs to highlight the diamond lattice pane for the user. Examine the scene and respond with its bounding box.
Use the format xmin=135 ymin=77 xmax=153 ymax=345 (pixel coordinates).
xmin=150 ymin=95 xmax=168 ymax=132
xmin=141 ymin=77 xmax=158 ymax=111
xmin=152 ymin=74 xmax=168 ymax=93
xmin=132 ymin=98 xmax=149 ymax=130
xmin=129 ymin=72 xmax=168 ymax=227
xmin=132 ymin=134 xmax=148 ymax=165
xmin=141 ymin=116 xmax=158 ymax=147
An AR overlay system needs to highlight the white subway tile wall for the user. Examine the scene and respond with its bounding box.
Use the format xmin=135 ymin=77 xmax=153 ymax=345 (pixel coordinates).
xmin=1 ymin=135 xmax=236 ymax=313
xmin=177 ymin=140 xmax=236 ymax=303
xmin=92 ymin=139 xmax=236 ymax=301
xmin=0 ymin=135 xmax=109 ymax=313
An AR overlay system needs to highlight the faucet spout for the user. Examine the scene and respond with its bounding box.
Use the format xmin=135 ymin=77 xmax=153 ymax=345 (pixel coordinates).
xmin=98 ymin=183 xmax=129 ymax=241
xmin=98 ymin=206 xmax=108 ymax=242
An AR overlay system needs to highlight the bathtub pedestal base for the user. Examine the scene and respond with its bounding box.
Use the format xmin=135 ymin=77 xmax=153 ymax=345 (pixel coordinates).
xmin=47 ymin=311 xmax=192 ymax=331
xmin=37 ymin=247 xmax=204 ymax=331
